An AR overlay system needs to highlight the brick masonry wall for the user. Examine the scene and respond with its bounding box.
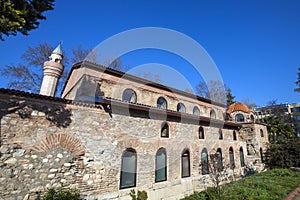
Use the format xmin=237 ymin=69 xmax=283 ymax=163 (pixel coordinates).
xmin=0 ymin=94 xmax=263 ymax=200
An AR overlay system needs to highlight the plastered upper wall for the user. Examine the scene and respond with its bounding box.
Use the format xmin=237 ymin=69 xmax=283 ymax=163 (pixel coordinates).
xmin=62 ymin=62 xmax=225 ymax=120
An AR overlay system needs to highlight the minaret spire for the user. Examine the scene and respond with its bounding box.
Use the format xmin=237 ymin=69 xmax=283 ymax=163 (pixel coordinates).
xmin=39 ymin=42 xmax=64 ymax=97
xmin=52 ymin=41 xmax=63 ymax=58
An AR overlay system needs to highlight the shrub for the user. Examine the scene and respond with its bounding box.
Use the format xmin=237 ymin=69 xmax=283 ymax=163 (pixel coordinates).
xmin=264 ymin=139 xmax=300 ymax=169
xmin=42 ymin=187 xmax=80 ymax=200
xmin=130 ymin=189 xmax=148 ymax=200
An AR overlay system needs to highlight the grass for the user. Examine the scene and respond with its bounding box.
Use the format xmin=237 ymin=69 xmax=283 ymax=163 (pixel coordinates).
xmin=181 ymin=168 xmax=300 ymax=200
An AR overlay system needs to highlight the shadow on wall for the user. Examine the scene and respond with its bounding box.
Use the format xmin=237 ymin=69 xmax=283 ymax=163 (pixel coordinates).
xmin=0 ymin=96 xmax=72 ymax=147
xmin=0 ymin=98 xmax=72 ymax=128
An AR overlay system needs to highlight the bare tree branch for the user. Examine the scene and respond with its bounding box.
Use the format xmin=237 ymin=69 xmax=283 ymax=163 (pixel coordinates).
xmin=2 ymin=64 xmax=42 ymax=92
xmin=141 ymin=72 xmax=162 ymax=83
xmin=71 ymin=45 xmax=97 ymax=64
xmin=1 ymin=43 xmax=93 ymax=96
xmin=196 ymin=80 xmax=227 ymax=104
xmin=21 ymin=42 xmax=53 ymax=67
xmin=241 ymin=98 xmax=257 ymax=110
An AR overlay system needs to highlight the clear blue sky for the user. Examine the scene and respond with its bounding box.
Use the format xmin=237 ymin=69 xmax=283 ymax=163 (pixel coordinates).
xmin=0 ymin=0 xmax=299 ymax=106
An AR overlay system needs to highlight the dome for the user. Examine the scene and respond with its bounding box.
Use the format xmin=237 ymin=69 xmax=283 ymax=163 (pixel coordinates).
xmin=226 ymin=102 xmax=250 ymax=114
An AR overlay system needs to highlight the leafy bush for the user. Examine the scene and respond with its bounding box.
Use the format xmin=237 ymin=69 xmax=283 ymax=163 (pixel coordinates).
xmin=264 ymin=138 xmax=300 ymax=169
xmin=130 ymin=189 xmax=148 ymax=200
xmin=42 ymin=187 xmax=80 ymax=200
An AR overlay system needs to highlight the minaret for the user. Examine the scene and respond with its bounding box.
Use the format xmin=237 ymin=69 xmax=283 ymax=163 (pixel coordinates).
xmin=40 ymin=43 xmax=64 ymax=97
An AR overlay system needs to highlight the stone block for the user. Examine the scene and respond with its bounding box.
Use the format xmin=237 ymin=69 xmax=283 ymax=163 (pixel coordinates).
xmin=46 ymin=154 xmax=53 ymax=159
xmin=23 ymin=194 xmax=30 ymax=200
xmin=57 ymin=153 xmax=63 ymax=159
xmin=63 ymin=162 xmax=71 ymax=167
xmin=82 ymin=174 xmax=90 ymax=182
xmin=49 ymin=169 xmax=58 ymax=173
xmin=38 ymin=112 xmax=46 ymax=116
xmin=4 ymin=158 xmax=17 ymax=165
xmin=18 ymin=159 xmax=30 ymax=164
xmin=31 ymin=111 xmax=38 ymax=116
xmin=30 ymin=186 xmax=43 ymax=193
xmin=63 ymin=172 xmax=72 ymax=176
xmin=0 ymin=146 xmax=9 ymax=154
xmin=39 ymin=173 xmax=47 ymax=180
xmin=60 ymin=179 xmax=67 ymax=183
xmin=47 ymin=174 xmax=55 ymax=179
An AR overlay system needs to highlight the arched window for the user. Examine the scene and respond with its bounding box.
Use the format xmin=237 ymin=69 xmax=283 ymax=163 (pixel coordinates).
xmin=235 ymin=114 xmax=245 ymax=122
xmin=229 ymin=147 xmax=235 ymax=169
xmin=120 ymin=148 xmax=137 ymax=189
xmin=122 ymin=88 xmax=137 ymax=103
xmin=201 ymin=148 xmax=209 ymax=175
xmin=239 ymin=147 xmax=245 ymax=167
xmin=260 ymin=147 xmax=264 ymax=163
xmin=181 ymin=149 xmax=190 ymax=178
xmin=217 ymin=148 xmax=223 ymax=171
xmin=193 ymin=106 xmax=200 ymax=116
xmin=260 ymin=129 xmax=264 ymax=137
xmin=155 ymin=148 xmax=167 ymax=182
xmin=250 ymin=115 xmax=255 ymax=122
xmin=199 ymin=127 xmax=205 ymax=139
xmin=210 ymin=109 xmax=216 ymax=119
xmin=161 ymin=122 xmax=169 ymax=138
xmin=177 ymin=103 xmax=186 ymax=113
xmin=233 ymin=130 xmax=237 ymax=141
xmin=219 ymin=129 xmax=223 ymax=140
xmin=157 ymin=97 xmax=167 ymax=109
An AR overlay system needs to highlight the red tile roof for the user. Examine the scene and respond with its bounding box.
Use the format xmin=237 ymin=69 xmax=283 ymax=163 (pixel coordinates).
xmin=227 ymin=102 xmax=250 ymax=114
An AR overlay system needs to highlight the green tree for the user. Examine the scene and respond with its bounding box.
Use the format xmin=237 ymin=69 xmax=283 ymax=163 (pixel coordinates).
xmin=263 ymin=115 xmax=295 ymax=143
xmin=226 ymin=87 xmax=235 ymax=107
xmin=264 ymin=139 xmax=300 ymax=169
xmin=0 ymin=0 xmax=55 ymax=40
xmin=295 ymin=67 xmax=300 ymax=92
xmin=263 ymin=115 xmax=299 ymax=169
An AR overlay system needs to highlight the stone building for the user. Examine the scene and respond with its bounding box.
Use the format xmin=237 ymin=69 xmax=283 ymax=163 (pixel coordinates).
xmin=226 ymin=102 xmax=268 ymax=167
xmin=0 ymin=45 xmax=268 ymax=200
xmin=255 ymin=103 xmax=300 ymax=137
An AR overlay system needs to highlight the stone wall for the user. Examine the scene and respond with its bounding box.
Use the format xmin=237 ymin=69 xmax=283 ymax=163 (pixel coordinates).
xmin=0 ymin=92 xmax=259 ymax=200
xmin=0 ymin=145 xmax=79 ymax=200
xmin=239 ymin=123 xmax=269 ymax=170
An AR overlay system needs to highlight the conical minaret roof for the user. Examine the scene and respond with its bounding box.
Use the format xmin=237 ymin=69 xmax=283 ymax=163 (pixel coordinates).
xmin=52 ymin=42 xmax=63 ymax=57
